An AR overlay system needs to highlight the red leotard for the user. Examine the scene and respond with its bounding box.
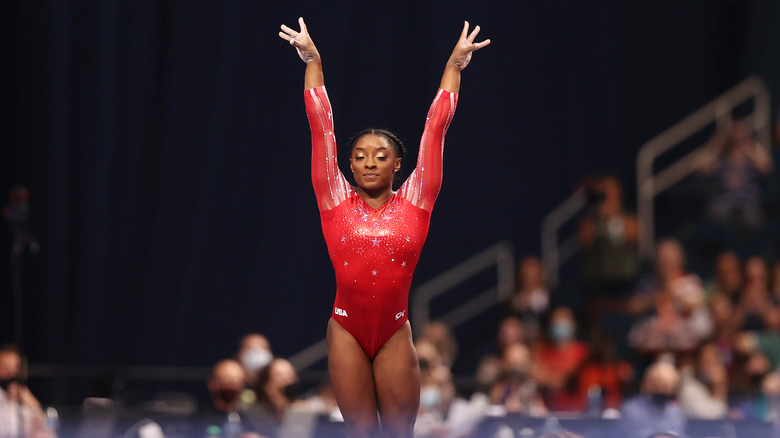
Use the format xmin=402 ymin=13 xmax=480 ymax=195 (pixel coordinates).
xmin=305 ymin=86 xmax=458 ymax=360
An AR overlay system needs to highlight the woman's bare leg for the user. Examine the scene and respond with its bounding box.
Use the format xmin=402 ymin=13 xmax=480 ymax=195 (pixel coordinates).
xmin=373 ymin=322 xmax=420 ymax=438
xmin=327 ymin=318 xmax=380 ymax=438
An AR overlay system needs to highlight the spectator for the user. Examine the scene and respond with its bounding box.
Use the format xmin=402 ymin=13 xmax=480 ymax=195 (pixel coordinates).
xmin=734 ymin=256 xmax=779 ymax=331
xmin=531 ymin=307 xmax=589 ymax=411
xmin=506 ymin=256 xmax=550 ymax=341
xmin=678 ymin=343 xmax=728 ymax=419
xmin=476 ymin=316 xmax=525 ymax=388
xmin=249 ymin=358 xmax=299 ymax=431
xmin=577 ymin=175 xmax=641 ymax=300
xmin=414 ymin=339 xmax=456 ymax=437
xmin=770 ymin=260 xmax=780 ymax=305
xmin=489 ymin=342 xmax=547 ymax=416
xmin=203 ymin=358 xmax=266 ymax=438
xmin=418 ymin=321 xmax=458 ymax=369
xmin=702 ymin=250 xmax=742 ymax=303
xmin=628 ymin=292 xmax=699 ymax=357
xmin=628 ymin=238 xmax=713 ymax=344
xmin=620 ymin=361 xmax=687 ymax=438
xmin=708 ymin=293 xmax=739 ymax=372
xmin=577 ymin=335 xmax=634 ymax=412
xmin=697 ymin=119 xmax=774 ymax=230
xmin=0 ymin=344 xmax=56 ymax=438
xmin=236 ymin=334 xmax=273 ymax=406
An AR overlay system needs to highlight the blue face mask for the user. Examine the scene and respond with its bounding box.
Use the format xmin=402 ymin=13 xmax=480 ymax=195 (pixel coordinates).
xmin=550 ymin=321 xmax=574 ymax=343
xmin=420 ymin=387 xmax=442 ymax=410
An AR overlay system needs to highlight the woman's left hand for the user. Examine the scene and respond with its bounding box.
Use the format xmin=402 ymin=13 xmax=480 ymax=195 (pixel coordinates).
xmin=447 ymin=21 xmax=491 ymax=71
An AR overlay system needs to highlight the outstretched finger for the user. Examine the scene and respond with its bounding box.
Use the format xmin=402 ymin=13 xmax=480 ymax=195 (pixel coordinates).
xmin=460 ymin=21 xmax=470 ymax=40
xmin=278 ymin=31 xmax=293 ymax=42
xmin=473 ymin=38 xmax=491 ymax=50
xmin=280 ymin=24 xmax=298 ymax=37
xmin=467 ymin=24 xmax=481 ymax=43
xmin=298 ymin=17 xmax=307 ymax=34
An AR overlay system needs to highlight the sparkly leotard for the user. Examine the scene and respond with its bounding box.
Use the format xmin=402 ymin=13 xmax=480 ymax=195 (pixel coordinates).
xmin=305 ymin=85 xmax=457 ymax=360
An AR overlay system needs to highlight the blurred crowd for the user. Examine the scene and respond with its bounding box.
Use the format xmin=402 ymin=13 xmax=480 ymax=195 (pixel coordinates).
xmin=1 ymin=119 xmax=778 ymax=438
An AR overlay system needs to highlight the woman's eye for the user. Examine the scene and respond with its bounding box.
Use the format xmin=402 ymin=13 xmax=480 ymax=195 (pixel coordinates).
xmin=354 ymin=156 xmax=364 ymax=160
xmin=377 ymin=156 xmax=387 ymax=161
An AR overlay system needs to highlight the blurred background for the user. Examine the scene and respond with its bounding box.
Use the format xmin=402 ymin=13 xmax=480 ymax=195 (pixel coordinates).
xmin=2 ymin=0 xmax=780 ymax=436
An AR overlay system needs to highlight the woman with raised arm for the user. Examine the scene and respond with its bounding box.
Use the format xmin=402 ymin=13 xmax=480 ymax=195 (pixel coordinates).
xmin=279 ymin=17 xmax=489 ymax=437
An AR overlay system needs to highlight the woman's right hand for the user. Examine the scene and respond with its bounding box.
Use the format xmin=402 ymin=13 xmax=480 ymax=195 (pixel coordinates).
xmin=279 ymin=17 xmax=320 ymax=64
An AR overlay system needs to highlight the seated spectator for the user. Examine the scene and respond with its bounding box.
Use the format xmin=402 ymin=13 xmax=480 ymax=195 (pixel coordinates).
xmin=677 ymin=343 xmax=728 ymax=419
xmin=489 ymin=342 xmax=547 ymax=417
xmin=531 ymin=307 xmax=589 ymax=411
xmin=0 ymin=344 xmax=56 ymax=438
xmin=506 ymin=256 xmax=550 ymax=341
xmin=756 ymin=372 xmax=780 ymax=422
xmin=702 ymin=250 xmax=742 ymax=303
xmin=708 ymin=293 xmax=739 ymax=373
xmin=248 ymin=358 xmax=299 ymax=433
xmin=418 ymin=321 xmax=458 ymax=369
xmin=577 ymin=175 xmax=641 ymax=301
xmin=734 ymin=256 xmax=778 ymax=331
xmin=628 ymin=238 xmax=713 ymax=346
xmin=770 ymin=260 xmax=780 ymax=305
xmin=475 ymin=316 xmax=525 ymax=388
xmin=204 ymin=359 xmax=263 ymax=437
xmin=414 ymin=339 xmax=456 ymax=437
xmin=696 ymin=119 xmax=774 ymax=230
xmin=620 ymin=361 xmax=686 ymax=438
xmin=236 ymin=333 xmax=273 ymax=405
xmin=577 ymin=335 xmax=634 ymax=412
xmin=628 ymin=292 xmax=699 ymax=357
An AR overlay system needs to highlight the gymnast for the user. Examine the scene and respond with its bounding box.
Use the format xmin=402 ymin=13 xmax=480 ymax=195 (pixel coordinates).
xmin=279 ymin=17 xmax=489 ymax=437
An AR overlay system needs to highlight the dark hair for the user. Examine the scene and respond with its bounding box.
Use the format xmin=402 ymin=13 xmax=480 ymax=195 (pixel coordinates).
xmin=348 ymin=128 xmax=405 ymax=160
xmin=348 ymin=128 xmax=406 ymax=189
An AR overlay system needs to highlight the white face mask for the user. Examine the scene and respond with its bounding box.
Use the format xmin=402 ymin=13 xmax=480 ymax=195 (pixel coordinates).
xmin=420 ymin=386 xmax=442 ymax=410
xmin=240 ymin=349 xmax=272 ymax=372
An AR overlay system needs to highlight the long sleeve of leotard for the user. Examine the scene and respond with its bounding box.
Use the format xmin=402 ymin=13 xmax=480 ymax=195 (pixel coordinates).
xmin=398 ymin=89 xmax=458 ymax=213
xmin=306 ymin=86 xmax=351 ymax=212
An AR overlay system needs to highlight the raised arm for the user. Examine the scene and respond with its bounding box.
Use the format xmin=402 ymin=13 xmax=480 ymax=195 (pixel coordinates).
xmin=281 ymin=18 xmax=349 ymax=211
xmin=399 ymin=22 xmax=489 ymax=212
xmin=279 ymin=17 xmax=324 ymax=90
xmin=439 ymin=21 xmax=491 ymax=94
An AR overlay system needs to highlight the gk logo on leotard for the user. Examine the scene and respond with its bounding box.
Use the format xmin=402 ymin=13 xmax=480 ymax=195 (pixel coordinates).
xmin=335 ymin=307 xmax=348 ymax=317
xmin=395 ymin=310 xmax=405 ymax=320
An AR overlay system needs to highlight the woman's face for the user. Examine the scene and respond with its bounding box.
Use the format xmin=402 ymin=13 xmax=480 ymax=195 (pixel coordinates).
xmin=350 ymin=134 xmax=401 ymax=192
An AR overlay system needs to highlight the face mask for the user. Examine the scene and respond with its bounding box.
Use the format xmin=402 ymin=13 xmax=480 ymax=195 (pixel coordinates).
xmin=282 ymin=383 xmax=298 ymax=401
xmin=649 ymin=392 xmax=675 ymax=407
xmin=506 ymin=368 xmax=529 ymax=383
xmin=550 ymin=321 xmax=574 ymax=343
xmin=240 ymin=349 xmax=272 ymax=372
xmin=217 ymin=388 xmax=241 ymax=406
xmin=0 ymin=377 xmax=18 ymax=391
xmin=420 ymin=387 xmax=442 ymax=410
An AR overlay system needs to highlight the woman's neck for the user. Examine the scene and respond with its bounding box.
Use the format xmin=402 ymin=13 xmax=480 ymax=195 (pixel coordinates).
xmin=356 ymin=186 xmax=394 ymax=209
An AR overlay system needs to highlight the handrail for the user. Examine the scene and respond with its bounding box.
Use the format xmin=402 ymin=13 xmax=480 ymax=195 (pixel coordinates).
xmin=540 ymin=189 xmax=587 ymax=287
xmin=289 ymin=241 xmax=515 ymax=371
xmin=637 ymin=76 xmax=771 ymax=258
xmin=412 ymin=241 xmax=515 ymax=330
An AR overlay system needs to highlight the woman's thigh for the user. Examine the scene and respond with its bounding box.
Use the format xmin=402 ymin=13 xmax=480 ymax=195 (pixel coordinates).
xmin=372 ymin=322 xmax=420 ymax=438
xmin=327 ymin=318 xmax=380 ymax=437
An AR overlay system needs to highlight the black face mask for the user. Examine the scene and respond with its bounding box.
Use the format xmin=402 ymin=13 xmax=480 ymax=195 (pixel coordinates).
xmin=649 ymin=392 xmax=675 ymax=407
xmin=0 ymin=377 xmax=18 ymax=391
xmin=217 ymin=388 xmax=241 ymax=406
xmin=282 ymin=383 xmax=298 ymax=401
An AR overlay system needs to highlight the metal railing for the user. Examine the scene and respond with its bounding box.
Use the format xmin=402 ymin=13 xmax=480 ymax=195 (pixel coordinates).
xmin=540 ymin=189 xmax=587 ymax=287
xmin=540 ymin=76 xmax=771 ymax=283
xmin=290 ymin=241 xmax=515 ymax=371
xmin=637 ymin=76 xmax=772 ymax=258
